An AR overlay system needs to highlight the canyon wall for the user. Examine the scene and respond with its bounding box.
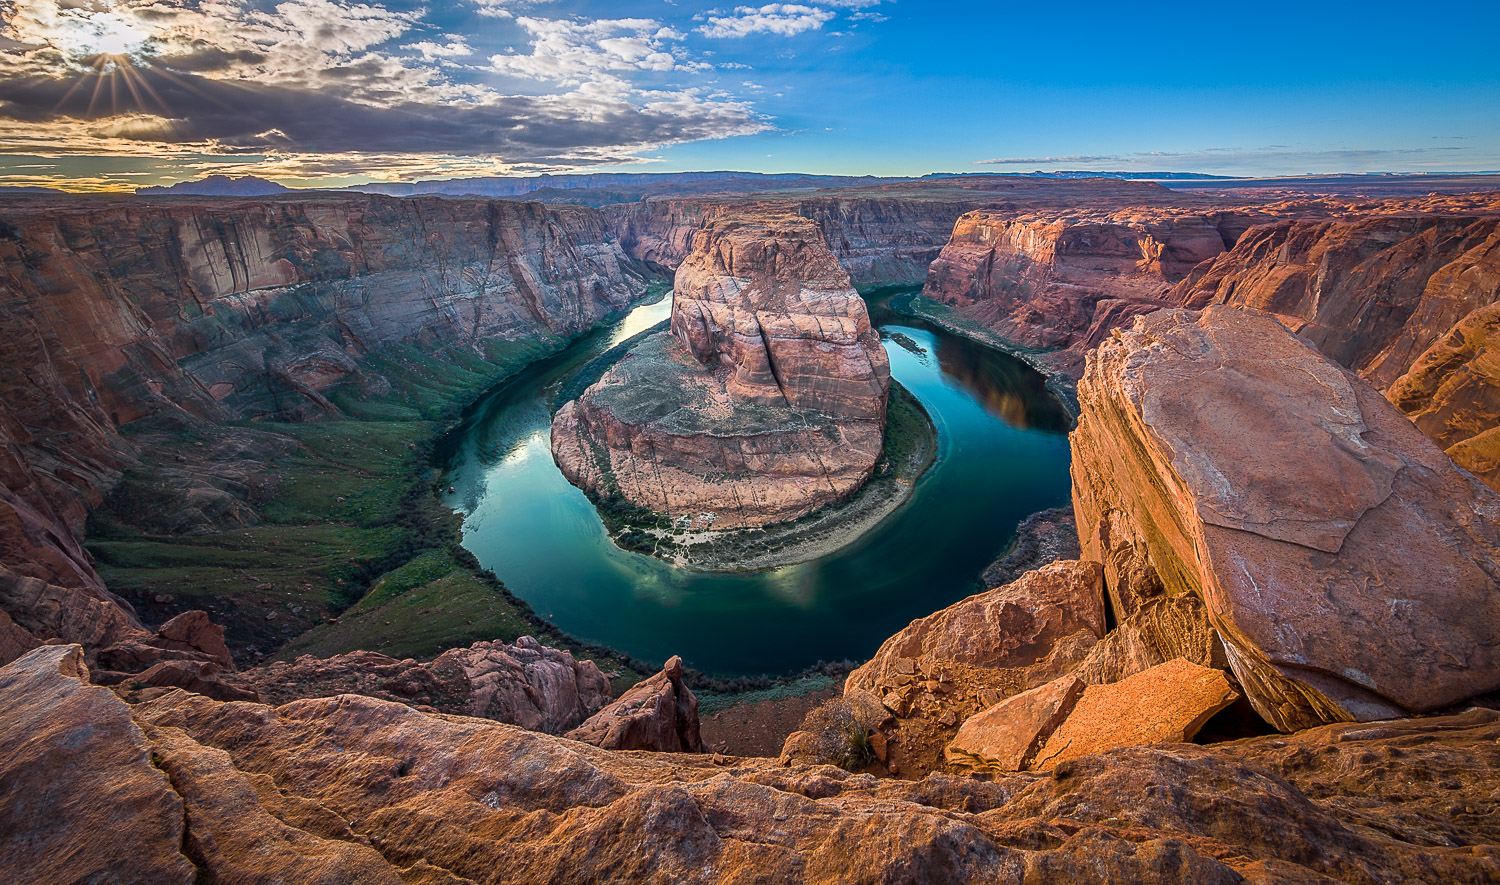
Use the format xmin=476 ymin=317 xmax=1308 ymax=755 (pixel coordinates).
xmin=921 ymin=208 xmax=1262 ymax=375
xmin=553 ymin=212 xmax=890 ymax=529
xmin=0 ymin=195 xmax=645 ymax=660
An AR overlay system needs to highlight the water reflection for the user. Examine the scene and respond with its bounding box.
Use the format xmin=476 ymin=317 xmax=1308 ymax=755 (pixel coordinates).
xmin=934 ymin=334 xmax=1071 ymax=432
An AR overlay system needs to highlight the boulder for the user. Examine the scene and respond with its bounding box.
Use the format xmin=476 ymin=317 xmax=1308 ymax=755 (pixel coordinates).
xmin=1071 ymin=593 xmax=1227 ymax=686
xmin=945 ymin=674 xmax=1085 ymax=772
xmin=846 ymin=559 xmax=1106 ymax=699
xmin=1072 ymin=306 xmax=1500 ymax=730
xmin=567 ymin=655 xmax=704 ymax=752
xmin=1031 ymin=658 xmax=1240 ymax=771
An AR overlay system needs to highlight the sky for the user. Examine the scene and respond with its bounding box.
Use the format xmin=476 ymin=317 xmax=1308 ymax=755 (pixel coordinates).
xmin=0 ymin=0 xmax=1497 ymax=191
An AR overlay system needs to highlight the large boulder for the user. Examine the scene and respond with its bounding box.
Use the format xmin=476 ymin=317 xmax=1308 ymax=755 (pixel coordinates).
xmin=566 ymin=655 xmax=704 ymax=752
xmin=1072 ymin=305 xmax=1500 ymax=731
xmin=947 ymin=658 xmax=1239 ymax=772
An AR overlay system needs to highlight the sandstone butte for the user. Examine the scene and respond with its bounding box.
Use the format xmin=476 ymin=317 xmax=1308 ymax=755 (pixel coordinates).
xmin=552 ymin=212 xmax=891 ymax=529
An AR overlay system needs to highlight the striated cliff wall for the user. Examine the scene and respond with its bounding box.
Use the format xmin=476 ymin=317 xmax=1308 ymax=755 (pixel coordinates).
xmin=0 ymin=194 xmax=646 ymax=659
xmin=553 ymin=212 xmax=890 ymax=529
xmin=920 ymin=208 xmax=1263 ymax=376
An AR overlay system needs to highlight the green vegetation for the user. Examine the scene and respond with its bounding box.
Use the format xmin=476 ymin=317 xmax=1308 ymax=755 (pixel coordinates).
xmin=86 ymin=319 xmax=654 ymax=680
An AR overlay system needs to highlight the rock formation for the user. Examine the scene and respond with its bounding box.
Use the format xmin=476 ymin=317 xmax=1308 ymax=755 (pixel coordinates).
xmin=244 ymin=636 xmax=611 ymax=734
xmin=566 ymin=654 xmax=704 ymax=752
xmin=922 ymin=208 xmax=1261 ymax=375
xmin=553 ymin=212 xmax=891 ymax=529
xmin=9 ymin=643 xmax=1500 ymax=883
xmin=946 ymin=658 xmax=1239 ymax=772
xmin=0 ymin=194 xmax=647 ymax=660
xmin=1072 ymin=306 xmax=1500 ymax=731
xmin=1173 ymin=213 xmax=1500 ymax=489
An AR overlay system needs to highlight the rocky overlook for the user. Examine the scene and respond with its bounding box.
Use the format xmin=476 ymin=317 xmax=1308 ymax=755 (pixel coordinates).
xmin=552 ymin=212 xmax=890 ymax=529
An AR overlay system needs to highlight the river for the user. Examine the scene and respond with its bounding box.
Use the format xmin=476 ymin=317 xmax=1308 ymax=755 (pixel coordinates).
xmin=439 ymin=290 xmax=1073 ymax=675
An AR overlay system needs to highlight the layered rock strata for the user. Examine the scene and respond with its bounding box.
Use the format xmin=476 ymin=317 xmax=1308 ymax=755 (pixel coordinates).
xmin=0 ymin=194 xmax=644 ymax=660
xmin=11 ymin=642 xmax=1500 ymax=883
xmin=244 ymin=636 xmax=611 ymax=734
xmin=1071 ymin=306 xmax=1500 ymax=731
xmin=553 ymin=213 xmax=890 ymax=529
xmin=921 ymin=208 xmax=1261 ymax=376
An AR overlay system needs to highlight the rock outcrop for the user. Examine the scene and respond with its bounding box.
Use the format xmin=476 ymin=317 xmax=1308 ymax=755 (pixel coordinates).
xmin=946 ymin=659 xmax=1239 ymax=773
xmin=566 ymin=655 xmax=704 ymax=752
xmin=553 ymin=212 xmax=891 ymax=529
xmin=1171 ymin=213 xmax=1500 ymax=489
xmin=923 ymin=208 xmax=1260 ymax=376
xmin=245 ymin=636 xmax=611 ymax=734
xmin=1071 ymin=306 xmax=1500 ymax=731
xmin=9 ymin=643 xmax=1500 ymax=883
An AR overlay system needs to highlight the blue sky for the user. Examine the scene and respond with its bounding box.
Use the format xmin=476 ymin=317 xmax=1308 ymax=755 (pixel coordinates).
xmin=1 ymin=0 xmax=1496 ymax=189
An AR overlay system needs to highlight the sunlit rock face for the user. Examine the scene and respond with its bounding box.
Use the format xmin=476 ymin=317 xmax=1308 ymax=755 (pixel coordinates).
xmin=553 ymin=212 xmax=891 ymax=529
xmin=1071 ymin=306 xmax=1500 ymax=732
xmin=1171 ymin=212 xmax=1500 ymax=491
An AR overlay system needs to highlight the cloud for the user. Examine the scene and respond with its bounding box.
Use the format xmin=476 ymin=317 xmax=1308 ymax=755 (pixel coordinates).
xmin=469 ymin=0 xmax=557 ymax=20
xmin=698 ymin=4 xmax=836 ymax=39
xmin=0 ymin=0 xmax=772 ymax=183
xmin=490 ymin=17 xmax=694 ymax=84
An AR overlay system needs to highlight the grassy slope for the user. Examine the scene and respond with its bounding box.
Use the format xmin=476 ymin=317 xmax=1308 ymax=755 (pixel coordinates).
xmin=87 ymin=330 xmax=648 ymax=679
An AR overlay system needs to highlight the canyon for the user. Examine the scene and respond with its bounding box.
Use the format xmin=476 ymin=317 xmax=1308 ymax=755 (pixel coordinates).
xmin=2 ymin=176 xmax=1500 ymax=882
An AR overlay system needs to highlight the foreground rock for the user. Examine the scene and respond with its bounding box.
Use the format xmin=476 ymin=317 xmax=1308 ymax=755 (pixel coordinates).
xmin=8 ymin=644 xmax=1500 ymax=883
xmin=1072 ymin=305 xmax=1500 ymax=731
xmin=946 ymin=659 xmax=1239 ymax=772
xmin=553 ymin=212 xmax=890 ymax=529
xmin=567 ymin=655 xmax=704 ymax=752
xmin=245 ymin=636 xmax=611 ymax=734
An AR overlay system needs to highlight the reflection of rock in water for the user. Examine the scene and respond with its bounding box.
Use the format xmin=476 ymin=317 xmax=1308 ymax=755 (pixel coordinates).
xmin=935 ymin=334 xmax=1072 ymax=432
xmin=882 ymin=331 xmax=928 ymax=359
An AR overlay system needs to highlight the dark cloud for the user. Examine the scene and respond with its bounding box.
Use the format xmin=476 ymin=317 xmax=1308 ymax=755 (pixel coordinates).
xmin=0 ymin=66 xmax=761 ymax=164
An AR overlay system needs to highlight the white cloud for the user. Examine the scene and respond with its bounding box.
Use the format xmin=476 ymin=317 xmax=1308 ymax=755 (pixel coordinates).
xmin=403 ymin=38 xmax=474 ymax=60
xmin=490 ymin=17 xmax=691 ymax=84
xmin=698 ymin=4 xmax=835 ymax=39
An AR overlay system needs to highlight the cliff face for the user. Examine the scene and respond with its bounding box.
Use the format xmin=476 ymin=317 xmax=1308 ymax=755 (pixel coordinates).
xmin=1172 ymin=214 xmax=1500 ymax=489
xmin=553 ymin=213 xmax=890 ymax=529
xmin=0 ymin=195 xmax=645 ymax=660
xmin=921 ymin=208 xmax=1261 ymax=375
xmin=1071 ymin=307 xmax=1500 ymax=731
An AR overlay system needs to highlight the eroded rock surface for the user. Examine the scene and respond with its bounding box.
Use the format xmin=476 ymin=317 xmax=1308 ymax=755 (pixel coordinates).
xmin=1072 ymin=305 xmax=1500 ymax=731
xmin=8 ymin=644 xmax=1500 ymax=884
xmin=553 ymin=212 xmax=890 ymax=529
xmin=245 ymin=636 xmax=611 ymax=734
xmin=567 ymin=655 xmax=704 ymax=752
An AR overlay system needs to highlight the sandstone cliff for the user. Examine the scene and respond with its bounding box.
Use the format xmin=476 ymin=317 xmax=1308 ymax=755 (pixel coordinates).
xmin=553 ymin=213 xmax=890 ymax=529
xmin=0 ymin=195 xmax=645 ymax=662
xmin=10 ymin=641 xmax=1500 ymax=883
xmin=921 ymin=208 xmax=1261 ymax=375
